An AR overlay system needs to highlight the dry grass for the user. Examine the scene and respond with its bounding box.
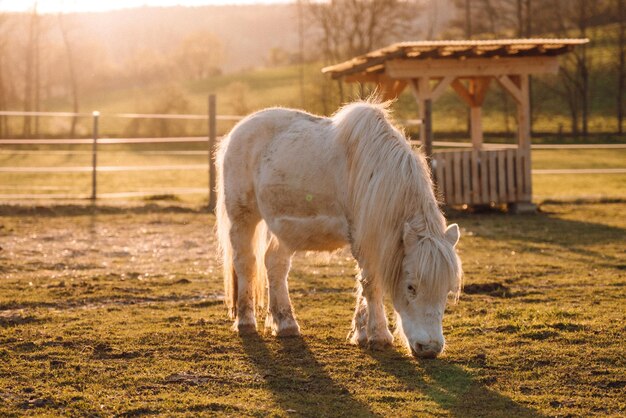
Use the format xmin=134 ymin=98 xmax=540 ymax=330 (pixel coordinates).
xmin=0 ymin=202 xmax=624 ymax=417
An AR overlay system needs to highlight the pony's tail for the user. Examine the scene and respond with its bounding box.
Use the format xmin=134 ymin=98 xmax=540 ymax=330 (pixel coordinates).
xmin=216 ymin=180 xmax=237 ymax=318
xmin=216 ymin=138 xmax=268 ymax=319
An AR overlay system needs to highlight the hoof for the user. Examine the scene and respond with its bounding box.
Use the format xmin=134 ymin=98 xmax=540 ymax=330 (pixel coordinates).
xmin=266 ymin=312 xmax=300 ymax=338
xmin=275 ymin=324 xmax=301 ymax=338
xmin=236 ymin=323 xmax=257 ymax=335
xmin=367 ymin=338 xmax=393 ymax=351
xmin=348 ymin=330 xmax=367 ymax=347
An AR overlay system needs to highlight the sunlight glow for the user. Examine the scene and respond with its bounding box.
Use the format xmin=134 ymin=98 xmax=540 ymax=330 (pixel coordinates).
xmin=0 ymin=0 xmax=293 ymax=14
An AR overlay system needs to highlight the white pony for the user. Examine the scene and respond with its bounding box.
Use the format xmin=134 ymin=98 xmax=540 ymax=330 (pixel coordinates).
xmin=216 ymin=101 xmax=462 ymax=358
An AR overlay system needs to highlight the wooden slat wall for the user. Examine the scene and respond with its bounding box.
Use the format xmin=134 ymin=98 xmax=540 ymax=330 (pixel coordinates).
xmin=453 ymin=151 xmax=462 ymax=203
xmin=506 ymin=149 xmax=516 ymax=201
xmin=461 ymin=152 xmax=471 ymax=203
xmin=497 ymin=151 xmax=507 ymax=202
xmin=431 ymin=148 xmax=529 ymax=206
xmin=470 ymin=150 xmax=480 ymax=204
xmin=488 ymin=151 xmax=497 ymax=202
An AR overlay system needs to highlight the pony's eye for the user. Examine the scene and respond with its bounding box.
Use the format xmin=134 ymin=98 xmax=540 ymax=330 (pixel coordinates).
xmin=407 ymin=284 xmax=416 ymax=295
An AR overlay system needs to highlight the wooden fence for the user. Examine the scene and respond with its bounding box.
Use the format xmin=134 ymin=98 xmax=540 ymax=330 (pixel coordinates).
xmin=431 ymin=148 xmax=531 ymax=206
xmin=1 ymin=100 xmax=621 ymax=205
xmin=0 ymin=94 xmax=232 ymax=209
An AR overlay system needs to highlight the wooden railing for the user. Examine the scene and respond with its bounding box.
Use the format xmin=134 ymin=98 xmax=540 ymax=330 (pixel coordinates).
xmin=431 ymin=148 xmax=531 ymax=206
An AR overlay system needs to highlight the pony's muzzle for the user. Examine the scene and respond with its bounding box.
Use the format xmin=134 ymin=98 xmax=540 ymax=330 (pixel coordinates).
xmin=411 ymin=342 xmax=443 ymax=359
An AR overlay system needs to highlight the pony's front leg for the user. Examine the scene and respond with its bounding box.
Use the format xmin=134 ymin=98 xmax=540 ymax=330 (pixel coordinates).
xmin=360 ymin=272 xmax=394 ymax=350
xmin=348 ymin=281 xmax=368 ymax=346
xmin=264 ymin=236 xmax=300 ymax=337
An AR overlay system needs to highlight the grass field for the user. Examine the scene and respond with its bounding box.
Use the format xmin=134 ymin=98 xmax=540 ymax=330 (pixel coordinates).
xmin=0 ymin=202 xmax=624 ymax=416
xmin=1 ymin=146 xmax=624 ymax=202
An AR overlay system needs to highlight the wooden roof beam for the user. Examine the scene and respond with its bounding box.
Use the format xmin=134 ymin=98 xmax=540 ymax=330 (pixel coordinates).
xmin=430 ymin=76 xmax=455 ymax=101
xmin=497 ymin=75 xmax=524 ymax=104
xmin=325 ymin=48 xmax=407 ymax=79
xmin=386 ymin=56 xmax=560 ymax=78
xmin=471 ymin=77 xmax=492 ymax=106
xmin=344 ymin=73 xmax=381 ymax=83
xmin=451 ymin=79 xmax=476 ymax=107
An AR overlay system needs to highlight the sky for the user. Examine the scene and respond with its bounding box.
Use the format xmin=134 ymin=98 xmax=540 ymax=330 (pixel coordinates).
xmin=0 ymin=0 xmax=293 ymax=14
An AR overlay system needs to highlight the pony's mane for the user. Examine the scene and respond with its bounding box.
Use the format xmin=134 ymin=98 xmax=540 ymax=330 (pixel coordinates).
xmin=331 ymin=100 xmax=462 ymax=300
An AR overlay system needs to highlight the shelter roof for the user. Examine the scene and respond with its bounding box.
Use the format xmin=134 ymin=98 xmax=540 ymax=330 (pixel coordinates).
xmin=322 ymin=38 xmax=589 ymax=79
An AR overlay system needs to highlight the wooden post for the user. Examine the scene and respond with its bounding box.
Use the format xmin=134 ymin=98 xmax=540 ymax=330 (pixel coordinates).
xmin=409 ymin=78 xmax=430 ymax=148
xmin=91 ymin=111 xmax=99 ymax=201
xmin=208 ymin=95 xmax=217 ymax=211
xmin=517 ymin=75 xmax=531 ymax=152
xmin=508 ymin=74 xmax=536 ymax=213
xmin=517 ymin=75 xmax=532 ymax=203
xmin=424 ymin=99 xmax=433 ymax=159
xmin=470 ymin=106 xmax=483 ymax=150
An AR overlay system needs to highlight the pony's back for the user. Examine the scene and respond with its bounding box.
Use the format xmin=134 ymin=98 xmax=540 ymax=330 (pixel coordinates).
xmin=216 ymin=107 xmax=330 ymax=317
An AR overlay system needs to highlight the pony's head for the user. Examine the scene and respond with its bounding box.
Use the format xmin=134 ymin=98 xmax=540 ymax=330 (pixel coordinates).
xmin=394 ymin=217 xmax=462 ymax=359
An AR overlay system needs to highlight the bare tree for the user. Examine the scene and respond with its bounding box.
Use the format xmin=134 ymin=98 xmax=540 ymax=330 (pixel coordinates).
xmin=616 ymin=0 xmax=625 ymax=133
xmin=0 ymin=10 xmax=8 ymax=137
xmin=425 ymin=0 xmax=439 ymax=40
xmin=515 ymin=0 xmax=533 ymax=37
xmin=58 ymin=13 xmax=80 ymax=137
xmin=22 ymin=4 xmax=40 ymax=137
xmin=33 ymin=6 xmax=42 ymax=137
xmin=308 ymin=0 xmax=421 ymax=64
xmin=549 ymin=0 xmax=597 ymax=136
xmin=465 ymin=0 xmax=472 ymax=37
xmin=177 ymin=31 xmax=223 ymax=80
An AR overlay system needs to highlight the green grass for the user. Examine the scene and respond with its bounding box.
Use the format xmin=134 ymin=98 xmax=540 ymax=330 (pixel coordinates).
xmin=0 ymin=202 xmax=624 ymax=416
xmin=531 ymin=149 xmax=626 ymax=170
xmin=533 ymin=173 xmax=626 ymax=201
xmin=2 ymin=146 xmax=624 ymax=202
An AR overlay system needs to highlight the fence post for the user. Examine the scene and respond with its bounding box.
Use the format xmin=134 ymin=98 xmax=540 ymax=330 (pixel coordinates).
xmin=91 ymin=111 xmax=99 ymax=201
xmin=208 ymin=95 xmax=217 ymax=211
xmin=424 ymin=99 xmax=433 ymax=159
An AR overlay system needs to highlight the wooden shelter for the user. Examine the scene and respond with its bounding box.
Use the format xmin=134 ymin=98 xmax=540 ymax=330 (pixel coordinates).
xmin=322 ymin=39 xmax=588 ymax=211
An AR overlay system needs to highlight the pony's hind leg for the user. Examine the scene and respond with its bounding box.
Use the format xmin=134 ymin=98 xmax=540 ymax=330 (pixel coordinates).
xmin=230 ymin=221 xmax=260 ymax=334
xmin=264 ymin=235 xmax=299 ymax=337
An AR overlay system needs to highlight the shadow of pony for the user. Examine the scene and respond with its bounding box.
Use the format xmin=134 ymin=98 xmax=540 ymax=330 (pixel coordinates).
xmin=368 ymin=348 xmax=546 ymax=418
xmin=240 ymin=333 xmax=377 ymax=417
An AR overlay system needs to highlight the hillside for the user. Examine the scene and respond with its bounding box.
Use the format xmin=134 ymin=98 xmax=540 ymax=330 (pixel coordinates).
xmin=2 ymin=2 xmax=457 ymax=72
xmin=74 ymin=5 xmax=300 ymax=72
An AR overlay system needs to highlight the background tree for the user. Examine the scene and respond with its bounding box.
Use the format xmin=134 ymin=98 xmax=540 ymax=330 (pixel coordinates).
xmin=307 ymin=0 xmax=423 ymax=110
xmin=176 ymin=31 xmax=223 ymax=80
xmin=22 ymin=4 xmax=41 ymax=137
xmin=0 ymin=9 xmax=9 ymax=137
xmin=615 ymin=0 xmax=625 ymax=133
xmin=58 ymin=13 xmax=80 ymax=137
xmin=307 ymin=0 xmax=422 ymax=64
xmin=551 ymin=0 xmax=598 ymax=136
xmin=517 ymin=0 xmax=532 ymax=37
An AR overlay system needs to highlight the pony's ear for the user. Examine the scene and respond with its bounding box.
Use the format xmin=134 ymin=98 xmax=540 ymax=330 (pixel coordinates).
xmin=445 ymin=224 xmax=460 ymax=247
xmin=403 ymin=217 xmax=427 ymax=246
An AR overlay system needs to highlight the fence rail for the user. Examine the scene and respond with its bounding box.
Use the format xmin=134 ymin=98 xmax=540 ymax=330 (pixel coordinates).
xmin=0 ymin=97 xmax=228 ymax=207
xmin=5 ymin=138 xmax=625 ymax=148
xmin=1 ymin=102 xmax=625 ymax=203
xmin=0 ymin=164 xmax=209 ymax=173
xmin=0 ymin=136 xmax=214 ymax=145
xmin=0 ymin=110 xmax=243 ymax=121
